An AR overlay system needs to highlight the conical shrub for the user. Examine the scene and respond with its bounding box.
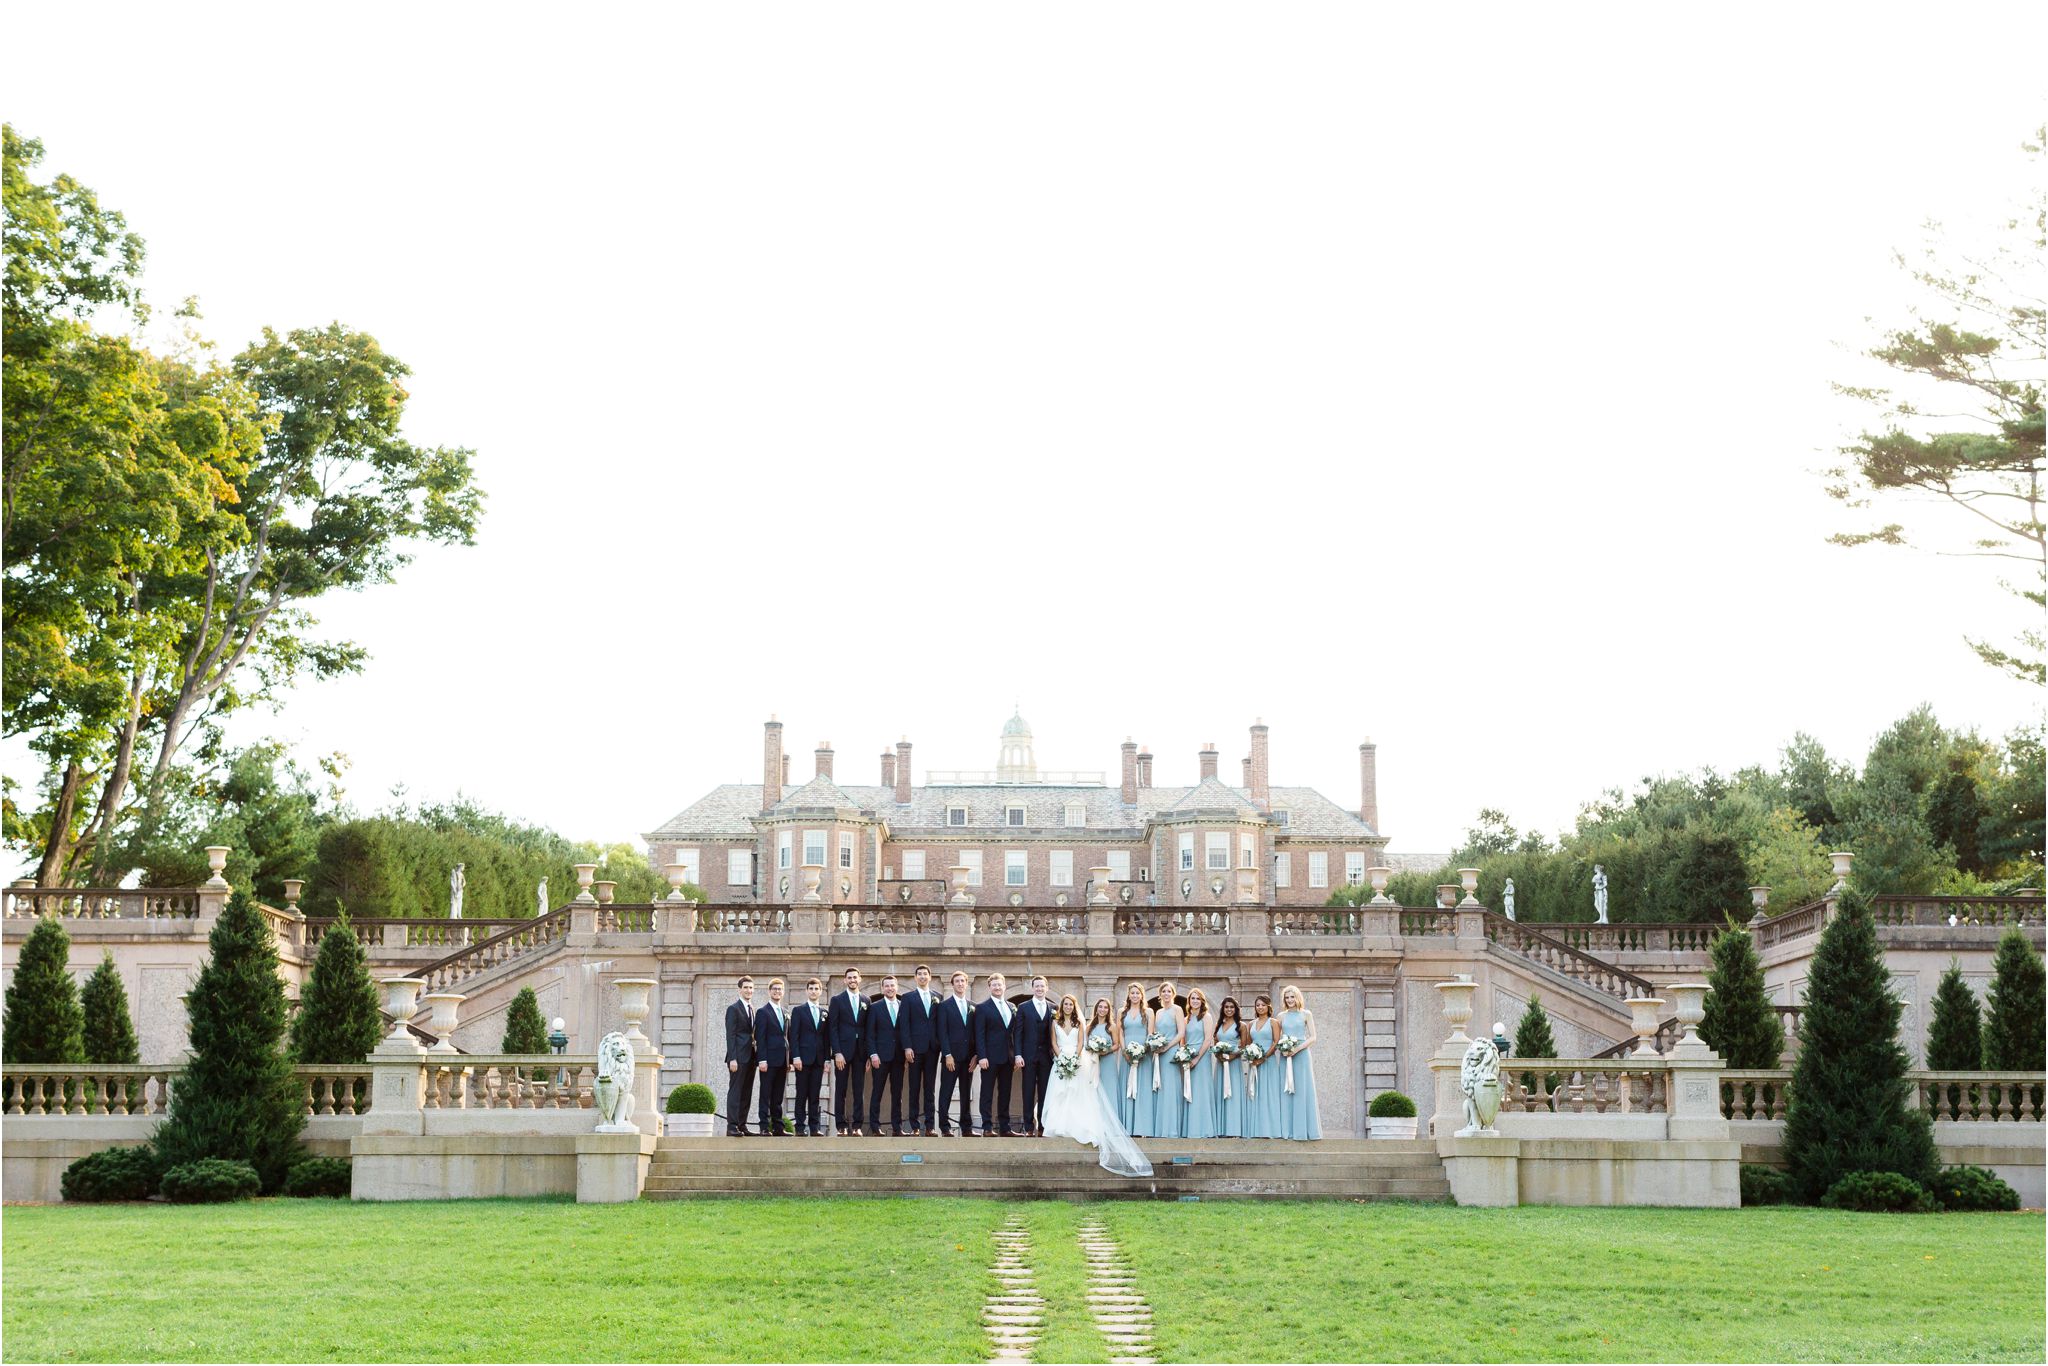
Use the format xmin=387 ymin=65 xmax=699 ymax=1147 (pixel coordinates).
xmin=291 ymin=916 xmax=382 ymax=1065
xmin=1700 ymin=928 xmax=1785 ymax=1068
xmin=2 ymin=915 xmax=84 ymax=1064
xmin=81 ymin=953 xmax=140 ymax=1064
xmin=1982 ymin=924 xmax=2045 ymax=1071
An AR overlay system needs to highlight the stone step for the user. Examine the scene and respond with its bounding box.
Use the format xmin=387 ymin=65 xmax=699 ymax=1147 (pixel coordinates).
xmin=642 ymin=1170 xmax=1448 ymax=1193
xmin=655 ymin=1136 xmax=1439 ymax=1154
xmin=644 ymin=1181 xmax=1449 ymax=1201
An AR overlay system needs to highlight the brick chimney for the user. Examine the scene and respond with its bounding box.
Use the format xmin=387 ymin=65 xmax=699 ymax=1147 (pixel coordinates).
xmin=762 ymin=719 xmax=784 ymax=810
xmin=1359 ymin=738 xmax=1379 ymax=831
xmin=1120 ymin=739 xmax=1138 ymax=805
xmin=781 ymin=753 xmax=790 ymax=787
xmin=815 ymin=741 xmax=834 ymax=780
xmin=1241 ymin=756 xmax=1252 ymax=788
xmin=1136 ymin=746 xmax=1153 ymax=789
xmin=894 ymin=739 xmax=913 ymax=804
xmin=1199 ymin=742 xmax=1219 ymax=781
xmin=880 ymin=750 xmax=896 ymax=788
xmin=1249 ymin=720 xmax=1270 ymax=808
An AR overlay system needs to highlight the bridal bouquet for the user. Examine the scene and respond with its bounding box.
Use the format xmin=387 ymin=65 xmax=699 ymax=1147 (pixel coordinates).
xmin=1121 ymin=1037 xmax=1149 ymax=1099
xmin=1145 ymin=1031 xmax=1173 ymax=1054
xmin=1054 ymin=1052 xmax=1080 ymax=1080
xmin=1120 ymin=1039 xmax=1150 ymax=1063
xmin=1210 ymin=1040 xmax=1242 ymax=1061
xmin=1241 ymin=1041 xmax=1267 ymax=1100
xmin=1277 ymin=1035 xmax=1306 ymax=1094
xmin=1086 ymin=1035 xmax=1117 ymax=1056
xmin=1168 ymin=1042 xmax=1197 ymax=1100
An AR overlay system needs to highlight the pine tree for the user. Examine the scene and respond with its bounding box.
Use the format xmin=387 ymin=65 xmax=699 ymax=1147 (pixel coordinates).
xmin=1924 ymin=960 xmax=1983 ymax=1071
xmin=1512 ymin=994 xmax=1558 ymax=1094
xmin=80 ymin=953 xmax=140 ymax=1064
xmin=291 ymin=915 xmax=382 ymax=1065
xmin=154 ymin=889 xmax=304 ymax=1192
xmin=502 ymin=986 xmax=548 ymax=1053
xmin=1700 ymin=928 xmax=1786 ymax=1068
xmin=1981 ymin=923 xmax=2045 ymax=1070
xmin=2 ymin=915 xmax=84 ymax=1064
xmin=1783 ymin=888 xmax=1939 ymax=1201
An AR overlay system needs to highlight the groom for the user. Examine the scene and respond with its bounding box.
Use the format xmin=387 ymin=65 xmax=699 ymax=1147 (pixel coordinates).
xmin=973 ymin=973 xmax=1022 ymax=1138
xmin=1014 ymin=975 xmax=1055 ymax=1138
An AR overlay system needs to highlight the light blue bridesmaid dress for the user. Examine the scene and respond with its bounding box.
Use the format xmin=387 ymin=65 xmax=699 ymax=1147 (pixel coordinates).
xmin=1277 ymin=1007 xmax=1321 ymax=1140
xmin=1148 ymin=1005 xmax=1184 ymax=1139
xmin=1119 ymin=1009 xmax=1149 ymax=1135
xmin=1245 ymin=1017 xmax=1282 ymax=1138
xmin=1214 ymin=1020 xmax=1245 ymax=1137
xmin=1185 ymin=1014 xmax=1218 ymax=1139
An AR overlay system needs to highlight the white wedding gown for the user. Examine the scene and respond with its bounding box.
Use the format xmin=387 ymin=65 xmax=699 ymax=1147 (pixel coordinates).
xmin=1040 ymin=1024 xmax=1153 ymax=1178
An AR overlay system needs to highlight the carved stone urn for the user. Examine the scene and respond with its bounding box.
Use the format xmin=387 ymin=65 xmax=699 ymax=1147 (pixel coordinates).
xmin=1435 ymin=975 xmax=1476 ymax=1044
xmin=1368 ymin=866 xmax=1392 ymax=905
xmin=421 ymin=991 xmax=466 ymax=1054
xmin=799 ymin=863 xmax=824 ymax=904
xmin=203 ymin=846 xmax=232 ymax=889
xmin=1827 ymin=850 xmax=1855 ymax=894
xmin=1666 ymin=982 xmax=1710 ymax=1054
xmin=1457 ymin=868 xmax=1481 ymax=906
xmin=1087 ymin=866 xmax=1113 ymax=907
xmin=613 ymin=977 xmax=656 ymax=1050
xmin=1626 ymin=997 xmax=1666 ymax=1056
xmin=379 ymin=978 xmax=424 ymax=1051
xmin=573 ymin=864 xmax=599 ymax=903
xmin=665 ymin=863 xmax=690 ymax=901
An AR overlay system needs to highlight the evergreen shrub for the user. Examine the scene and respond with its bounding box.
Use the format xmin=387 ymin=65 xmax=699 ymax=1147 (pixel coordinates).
xmin=1982 ymin=924 xmax=2045 ymax=1071
xmin=159 ymin=1158 xmax=261 ymax=1204
xmin=1368 ymin=1090 xmax=1417 ymax=1118
xmin=667 ymin=1083 xmax=716 ymax=1114
xmin=61 ymin=1146 xmax=163 ymax=1202
xmin=2 ymin=915 xmax=85 ymax=1065
xmin=1513 ymin=994 xmax=1559 ymax=1094
xmin=1931 ymin=1164 xmax=2020 ymax=1212
xmin=1820 ymin=1170 xmax=1936 ymax=1213
xmin=1739 ymin=1164 xmax=1797 ymax=1207
xmin=291 ymin=916 xmax=382 ymax=1067
xmin=1701 ymin=929 xmax=1784 ymax=1068
xmin=282 ymin=1158 xmax=353 ymax=1198
xmin=80 ymin=953 xmax=140 ymax=1065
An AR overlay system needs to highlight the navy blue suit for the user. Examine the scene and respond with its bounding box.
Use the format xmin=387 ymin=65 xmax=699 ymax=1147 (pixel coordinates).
xmin=1013 ymin=995 xmax=1055 ymax=1133
xmin=789 ymin=998 xmax=828 ymax=1135
xmin=899 ymin=986 xmax=941 ymax=1132
xmin=974 ymin=997 xmax=1021 ymax=1134
xmin=864 ymin=993 xmax=908 ymax=1134
xmin=827 ymin=988 xmax=866 ymax=1133
xmin=753 ymin=1002 xmax=791 ymax=1134
xmin=934 ymin=992 xmax=978 ymax=1134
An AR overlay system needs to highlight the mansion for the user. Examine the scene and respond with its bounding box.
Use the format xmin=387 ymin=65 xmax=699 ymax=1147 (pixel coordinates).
xmin=646 ymin=714 xmax=1391 ymax=909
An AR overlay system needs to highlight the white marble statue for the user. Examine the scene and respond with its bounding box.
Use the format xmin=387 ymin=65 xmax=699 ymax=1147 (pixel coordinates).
xmin=1502 ymin=877 xmax=1516 ymax=921
xmin=537 ymin=878 xmax=549 ymax=917
xmin=594 ymin=1030 xmax=636 ymax=1131
xmin=1457 ymin=1036 xmax=1503 ymax=1137
xmin=1591 ymin=864 xmax=1608 ymax=924
xmin=449 ymin=863 xmax=465 ymax=920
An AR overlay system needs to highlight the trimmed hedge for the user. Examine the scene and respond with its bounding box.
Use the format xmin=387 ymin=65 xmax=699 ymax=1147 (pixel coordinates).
xmin=1368 ymin=1090 xmax=1417 ymax=1118
xmin=667 ymin=1083 xmax=716 ymax=1115
xmin=61 ymin=1146 xmax=163 ymax=1203
xmin=1932 ymin=1164 xmax=2020 ymax=1212
xmin=1820 ymin=1170 xmax=1936 ymax=1213
xmin=282 ymin=1158 xmax=353 ymax=1198
xmin=159 ymin=1158 xmax=261 ymax=1204
xmin=1739 ymin=1164 xmax=1797 ymax=1207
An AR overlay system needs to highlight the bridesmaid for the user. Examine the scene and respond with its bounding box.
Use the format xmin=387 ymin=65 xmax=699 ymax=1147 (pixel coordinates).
xmin=1117 ymin=982 xmax=1152 ymax=1136
xmin=1277 ymin=984 xmax=1321 ymax=1141
xmin=1087 ymin=997 xmax=1118 ymax=1089
xmin=1245 ymin=993 xmax=1282 ymax=1139
xmin=1183 ymin=988 xmax=1218 ymax=1139
xmin=1147 ymin=980 xmax=1186 ymax=1139
xmin=1213 ymin=996 xmax=1246 ymax=1138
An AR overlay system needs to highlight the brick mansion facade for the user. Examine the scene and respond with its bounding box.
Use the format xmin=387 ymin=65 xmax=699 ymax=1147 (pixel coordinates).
xmin=645 ymin=714 xmax=1390 ymax=910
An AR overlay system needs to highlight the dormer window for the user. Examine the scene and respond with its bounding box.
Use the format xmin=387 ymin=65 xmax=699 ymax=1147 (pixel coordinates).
xmin=1064 ymin=800 xmax=1086 ymax=828
xmin=1005 ymin=804 xmax=1027 ymax=828
xmin=1271 ymin=808 xmax=1290 ymax=827
xmin=947 ymin=806 xmax=968 ymax=827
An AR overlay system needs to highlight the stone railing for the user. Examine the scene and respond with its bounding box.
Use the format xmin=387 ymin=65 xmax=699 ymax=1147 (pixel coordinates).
xmin=1398 ymin=908 xmax=1456 ymax=937
xmin=2 ymin=1063 xmax=375 ymax=1117
xmin=1868 ymin=895 xmax=2044 ymax=929
xmin=1481 ymin=913 xmax=1658 ymax=1006
xmin=420 ymin=1055 xmax=598 ymax=1109
xmin=3 ymin=886 xmax=208 ymax=920
xmin=875 ymin=879 xmax=951 ymax=907
xmin=1271 ymin=909 xmax=1362 ymax=935
xmin=414 ymin=908 xmax=571 ymax=992
xmin=596 ymin=904 xmax=657 ymax=934
xmin=1718 ymin=1069 xmax=2046 ymax=1123
xmin=1113 ymin=908 xmax=1229 ymax=936
xmin=1753 ymin=900 xmax=1828 ymax=949
xmin=698 ymin=904 xmax=790 ymax=934
xmin=1499 ymin=1060 xmax=1669 ymax=1115
xmin=303 ymin=917 xmax=538 ymax=951
xmin=833 ymin=906 xmax=944 ymax=935
xmin=975 ymin=908 xmax=1084 ymax=936
xmin=1543 ymin=922 xmax=1721 ymax=955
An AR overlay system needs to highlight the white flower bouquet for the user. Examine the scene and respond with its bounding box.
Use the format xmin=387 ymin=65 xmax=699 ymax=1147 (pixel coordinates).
xmin=1145 ymin=1031 xmax=1173 ymax=1054
xmin=1168 ymin=1043 xmax=1196 ymax=1068
xmin=1211 ymin=1039 xmax=1243 ymax=1062
xmin=1054 ymin=1052 xmax=1080 ymax=1080
xmin=1241 ymin=1041 xmax=1268 ymax=1100
xmin=1277 ymin=1035 xmax=1305 ymax=1094
xmin=1121 ymin=1038 xmax=1151 ymax=1063
xmin=1086 ymin=1034 xmax=1117 ymax=1057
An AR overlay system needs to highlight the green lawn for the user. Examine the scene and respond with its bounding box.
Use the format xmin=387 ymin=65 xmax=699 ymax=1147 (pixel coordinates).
xmin=2 ymin=1199 xmax=2041 ymax=1363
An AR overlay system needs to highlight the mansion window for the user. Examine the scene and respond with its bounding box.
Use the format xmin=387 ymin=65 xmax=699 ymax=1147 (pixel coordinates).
xmin=1308 ymin=851 xmax=1328 ymax=888
xmin=1178 ymin=833 xmax=1195 ymax=871
xmin=1239 ymin=833 xmax=1256 ymax=869
xmin=839 ymin=832 xmax=855 ymax=870
xmin=1274 ymin=851 xmax=1291 ymax=888
xmin=1107 ymin=850 xmax=1131 ymax=881
xmin=1006 ymin=804 xmax=1027 ymax=827
xmin=727 ymin=849 xmax=752 ymax=886
xmin=803 ymin=830 xmax=827 ymax=867
xmin=777 ymin=831 xmax=792 ymax=871
xmin=1345 ymin=851 xmax=1366 ymax=885
xmin=960 ymin=849 xmax=982 ymax=886
xmin=1005 ymin=850 xmax=1028 ymax=887
xmin=1064 ymin=800 xmax=1086 ymax=828
xmin=1205 ymin=832 xmax=1230 ymax=871
xmin=1271 ymin=808 xmax=1290 ymax=827
xmin=947 ymin=806 xmax=968 ymax=827
xmin=677 ymin=848 xmax=701 ymax=886
xmin=901 ymin=849 xmax=925 ymax=880
xmin=1050 ymin=850 xmax=1074 ymax=886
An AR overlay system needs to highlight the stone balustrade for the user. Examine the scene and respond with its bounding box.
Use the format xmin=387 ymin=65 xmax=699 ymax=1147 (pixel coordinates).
xmin=303 ymin=917 xmax=536 ymax=951
xmin=1716 ymin=1069 xmax=2046 ymax=1123
xmin=1543 ymin=921 xmax=1720 ymax=955
xmin=1 ymin=1063 xmax=375 ymax=1117
xmin=1499 ymin=1060 xmax=1669 ymax=1115
xmin=413 ymin=909 xmax=571 ymax=991
xmin=419 ymin=1056 xmax=599 ymax=1110
xmin=3 ymin=886 xmax=212 ymax=920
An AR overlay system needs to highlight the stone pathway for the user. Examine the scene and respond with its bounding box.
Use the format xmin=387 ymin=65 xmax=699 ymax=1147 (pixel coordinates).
xmin=984 ymin=1216 xmax=1043 ymax=1363
xmin=1077 ymin=1219 xmax=1156 ymax=1366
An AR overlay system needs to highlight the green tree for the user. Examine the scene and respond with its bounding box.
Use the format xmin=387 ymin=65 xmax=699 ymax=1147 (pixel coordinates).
xmin=0 ymin=915 xmax=84 ymax=1063
xmin=1511 ymin=994 xmax=1559 ymax=1096
xmin=1699 ymin=928 xmax=1786 ymax=1069
xmin=1670 ymin=833 xmax=1752 ymax=921
xmin=154 ymin=889 xmax=303 ymax=1192
xmin=79 ymin=951 xmax=139 ymax=1064
xmin=1981 ymin=923 xmax=2045 ymax=1070
xmin=1783 ymin=889 xmax=1940 ymax=1201
xmin=502 ymin=986 xmax=548 ymax=1054
xmin=290 ymin=916 xmax=381 ymax=1065
xmin=1925 ymin=960 xmax=1983 ymax=1073
xmin=1824 ymin=130 xmax=2046 ymax=685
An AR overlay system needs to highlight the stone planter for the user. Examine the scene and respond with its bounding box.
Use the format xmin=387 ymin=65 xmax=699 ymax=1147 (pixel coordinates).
xmin=664 ymin=1114 xmax=716 ymax=1138
xmin=1368 ymin=1117 xmax=1419 ymax=1140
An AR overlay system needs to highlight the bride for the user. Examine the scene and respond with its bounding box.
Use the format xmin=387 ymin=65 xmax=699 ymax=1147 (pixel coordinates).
xmin=1042 ymin=995 xmax=1153 ymax=1178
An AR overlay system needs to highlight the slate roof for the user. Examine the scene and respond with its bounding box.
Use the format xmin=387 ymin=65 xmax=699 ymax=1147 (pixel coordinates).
xmin=648 ymin=781 xmax=1378 ymax=841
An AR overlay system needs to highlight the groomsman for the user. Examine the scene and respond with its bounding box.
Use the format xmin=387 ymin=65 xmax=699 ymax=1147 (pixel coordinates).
xmin=827 ymin=968 xmax=866 ymax=1136
xmin=753 ymin=977 xmax=791 ymax=1137
xmin=724 ymin=975 xmax=757 ymax=1136
xmin=865 ymin=973 xmax=908 ymax=1137
xmin=973 ymin=973 xmax=1022 ymax=1137
xmin=934 ymin=969 xmax=978 ymax=1136
xmin=900 ymin=964 xmax=940 ymax=1135
xmin=1014 ymin=974 xmax=1056 ymax=1138
xmin=791 ymin=978 xmax=828 ymax=1136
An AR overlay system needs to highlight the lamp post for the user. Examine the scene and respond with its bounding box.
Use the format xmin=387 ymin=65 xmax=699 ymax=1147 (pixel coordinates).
xmin=549 ymin=1017 xmax=569 ymax=1089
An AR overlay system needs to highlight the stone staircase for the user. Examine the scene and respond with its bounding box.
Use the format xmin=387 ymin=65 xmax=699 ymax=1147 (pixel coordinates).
xmin=640 ymin=1136 xmax=1451 ymax=1201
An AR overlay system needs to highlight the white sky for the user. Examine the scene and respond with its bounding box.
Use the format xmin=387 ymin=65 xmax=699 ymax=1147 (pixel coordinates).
xmin=4 ymin=3 xmax=2044 ymax=861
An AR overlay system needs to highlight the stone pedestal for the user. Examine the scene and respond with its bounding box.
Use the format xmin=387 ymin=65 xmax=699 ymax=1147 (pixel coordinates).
xmin=575 ymin=1130 xmax=656 ymax=1203
xmin=1438 ymin=1135 xmax=1519 ymax=1206
xmin=1086 ymin=906 xmax=1115 ymax=950
xmin=1664 ymin=1055 xmax=1731 ymax=1142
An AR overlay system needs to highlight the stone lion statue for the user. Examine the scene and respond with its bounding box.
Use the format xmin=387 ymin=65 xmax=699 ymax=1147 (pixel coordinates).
xmin=594 ymin=1030 xmax=635 ymax=1131
xmin=1457 ymin=1036 xmax=1502 ymax=1137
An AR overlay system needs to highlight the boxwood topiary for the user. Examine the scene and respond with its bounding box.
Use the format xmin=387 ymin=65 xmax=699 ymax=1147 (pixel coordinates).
xmin=282 ymin=1157 xmax=353 ymax=1198
xmin=61 ymin=1145 xmax=163 ymax=1202
xmin=159 ymin=1158 xmax=262 ymax=1204
xmin=1740 ymin=1163 xmax=1797 ymax=1206
xmin=1368 ymin=1090 xmax=1417 ymax=1118
xmin=667 ymin=1083 xmax=717 ymax=1115
xmin=1820 ymin=1170 xmax=1936 ymax=1213
xmin=1932 ymin=1164 xmax=2020 ymax=1212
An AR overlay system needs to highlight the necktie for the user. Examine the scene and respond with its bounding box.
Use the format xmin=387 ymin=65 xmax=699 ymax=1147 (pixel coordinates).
xmin=888 ymin=1000 xmax=897 ymax=1024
